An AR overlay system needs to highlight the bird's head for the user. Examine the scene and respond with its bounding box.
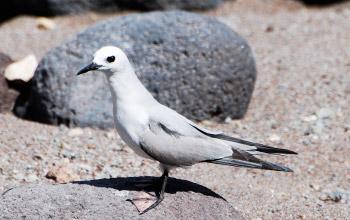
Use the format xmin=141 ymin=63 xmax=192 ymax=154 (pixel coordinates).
xmin=77 ymin=46 xmax=130 ymax=76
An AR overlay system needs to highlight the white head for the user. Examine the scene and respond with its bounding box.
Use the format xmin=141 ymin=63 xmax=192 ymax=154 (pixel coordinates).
xmin=77 ymin=46 xmax=131 ymax=76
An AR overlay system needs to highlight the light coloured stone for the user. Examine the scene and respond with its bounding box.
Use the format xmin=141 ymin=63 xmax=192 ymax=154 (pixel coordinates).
xmin=36 ymin=17 xmax=56 ymax=30
xmin=316 ymin=108 xmax=334 ymax=119
xmin=301 ymin=115 xmax=317 ymax=122
xmin=4 ymin=55 xmax=38 ymax=82
xmin=68 ymin=128 xmax=84 ymax=137
xmin=268 ymin=134 xmax=281 ymax=143
xmin=45 ymin=163 xmax=79 ymax=183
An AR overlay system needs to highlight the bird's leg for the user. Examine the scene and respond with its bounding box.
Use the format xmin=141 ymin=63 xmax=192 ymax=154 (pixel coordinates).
xmin=139 ymin=169 xmax=169 ymax=214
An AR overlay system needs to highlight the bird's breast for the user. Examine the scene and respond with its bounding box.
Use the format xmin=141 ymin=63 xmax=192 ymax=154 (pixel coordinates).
xmin=113 ymin=103 xmax=151 ymax=159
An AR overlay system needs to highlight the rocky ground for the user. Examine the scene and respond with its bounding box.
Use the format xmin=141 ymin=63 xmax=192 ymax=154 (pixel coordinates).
xmin=0 ymin=0 xmax=349 ymax=219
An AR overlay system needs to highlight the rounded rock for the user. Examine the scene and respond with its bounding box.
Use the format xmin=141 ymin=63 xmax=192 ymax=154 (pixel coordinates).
xmin=14 ymin=11 xmax=256 ymax=128
xmin=0 ymin=0 xmax=222 ymax=20
xmin=0 ymin=178 xmax=245 ymax=219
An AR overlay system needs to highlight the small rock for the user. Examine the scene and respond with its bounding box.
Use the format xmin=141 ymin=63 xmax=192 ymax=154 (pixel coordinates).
xmin=312 ymin=120 xmax=325 ymax=134
xmin=297 ymin=214 xmax=306 ymax=220
xmin=278 ymin=192 xmax=289 ymax=199
xmin=316 ymin=108 xmax=334 ymax=119
xmin=201 ymin=120 xmax=214 ymax=126
xmin=231 ymin=121 xmax=244 ymax=129
xmin=36 ymin=17 xmax=56 ymax=30
xmin=319 ymin=191 xmax=342 ymax=202
xmin=224 ymin=117 xmax=232 ymax=124
xmin=269 ymin=120 xmax=278 ymax=129
xmin=45 ymin=164 xmax=79 ymax=183
xmin=105 ymin=130 xmax=116 ymax=139
xmin=4 ymin=55 xmax=38 ymax=82
xmin=61 ymin=150 xmax=76 ymax=160
xmin=67 ymin=128 xmax=84 ymax=137
xmin=265 ymin=25 xmax=274 ymax=32
xmin=59 ymin=124 xmax=69 ymax=132
xmin=25 ymin=174 xmax=38 ymax=183
xmin=310 ymin=183 xmax=321 ymax=191
xmin=343 ymin=124 xmax=350 ymax=133
xmin=268 ymin=134 xmax=281 ymax=143
xmin=60 ymin=142 xmax=71 ymax=150
xmin=301 ymin=115 xmax=317 ymax=122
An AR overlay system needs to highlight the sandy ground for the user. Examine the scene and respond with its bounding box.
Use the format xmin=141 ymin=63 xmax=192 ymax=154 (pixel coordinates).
xmin=0 ymin=0 xmax=349 ymax=219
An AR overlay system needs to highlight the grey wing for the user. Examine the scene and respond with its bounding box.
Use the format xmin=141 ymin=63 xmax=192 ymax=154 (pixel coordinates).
xmin=138 ymin=114 xmax=232 ymax=167
xmin=188 ymin=122 xmax=297 ymax=155
xmin=138 ymin=105 xmax=296 ymax=171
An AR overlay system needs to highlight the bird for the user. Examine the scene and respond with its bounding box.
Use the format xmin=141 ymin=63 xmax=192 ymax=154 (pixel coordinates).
xmin=77 ymin=46 xmax=297 ymax=214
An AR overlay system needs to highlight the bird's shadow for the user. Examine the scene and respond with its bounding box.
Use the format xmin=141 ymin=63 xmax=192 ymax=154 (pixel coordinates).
xmin=72 ymin=176 xmax=225 ymax=201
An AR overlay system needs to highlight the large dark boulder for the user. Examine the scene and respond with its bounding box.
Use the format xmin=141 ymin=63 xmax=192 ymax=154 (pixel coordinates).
xmin=0 ymin=0 xmax=222 ymax=20
xmin=0 ymin=177 xmax=245 ymax=219
xmin=14 ymin=11 xmax=256 ymax=128
xmin=120 ymin=0 xmax=222 ymax=10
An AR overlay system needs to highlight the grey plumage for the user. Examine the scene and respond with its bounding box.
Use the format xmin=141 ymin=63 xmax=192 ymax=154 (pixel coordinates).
xmin=137 ymin=104 xmax=296 ymax=171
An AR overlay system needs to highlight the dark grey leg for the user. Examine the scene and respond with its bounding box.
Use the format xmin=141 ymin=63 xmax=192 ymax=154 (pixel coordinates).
xmin=139 ymin=169 xmax=169 ymax=215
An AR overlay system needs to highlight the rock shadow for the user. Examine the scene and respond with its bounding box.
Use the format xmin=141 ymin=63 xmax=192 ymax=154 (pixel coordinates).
xmin=300 ymin=0 xmax=346 ymax=6
xmin=72 ymin=176 xmax=225 ymax=200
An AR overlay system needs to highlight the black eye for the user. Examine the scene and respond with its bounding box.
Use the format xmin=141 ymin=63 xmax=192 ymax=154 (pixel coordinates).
xmin=107 ymin=56 xmax=115 ymax=63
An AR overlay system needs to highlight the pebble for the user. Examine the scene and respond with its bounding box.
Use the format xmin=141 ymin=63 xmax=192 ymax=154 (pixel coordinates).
xmin=60 ymin=142 xmax=71 ymax=150
xmin=61 ymin=150 xmax=76 ymax=160
xmin=231 ymin=121 xmax=243 ymax=129
xmin=269 ymin=120 xmax=278 ymax=129
xmin=224 ymin=117 xmax=232 ymax=123
xmin=32 ymin=154 xmax=43 ymax=160
xmin=311 ymin=120 xmax=325 ymax=135
xmin=316 ymin=108 xmax=334 ymax=119
xmin=4 ymin=54 xmax=38 ymax=82
xmin=301 ymin=115 xmax=317 ymax=122
xmin=36 ymin=17 xmax=56 ymax=30
xmin=68 ymin=128 xmax=84 ymax=137
xmin=343 ymin=124 xmax=350 ymax=133
xmin=104 ymin=131 xmax=116 ymax=139
xmin=25 ymin=174 xmax=38 ymax=183
xmin=45 ymin=163 xmax=79 ymax=183
xmin=319 ymin=191 xmax=342 ymax=202
xmin=268 ymin=134 xmax=281 ymax=143
xmin=309 ymin=183 xmax=321 ymax=191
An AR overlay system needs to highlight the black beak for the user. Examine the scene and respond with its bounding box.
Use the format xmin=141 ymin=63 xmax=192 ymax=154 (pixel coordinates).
xmin=76 ymin=63 xmax=102 ymax=75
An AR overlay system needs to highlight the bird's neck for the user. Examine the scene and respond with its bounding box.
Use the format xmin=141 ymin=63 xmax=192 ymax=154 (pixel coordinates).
xmin=106 ymin=67 xmax=155 ymax=107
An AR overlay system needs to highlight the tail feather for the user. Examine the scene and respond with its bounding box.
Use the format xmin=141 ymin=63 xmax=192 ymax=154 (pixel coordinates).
xmin=206 ymin=148 xmax=293 ymax=172
xmin=213 ymin=133 xmax=297 ymax=155
xmin=190 ymin=124 xmax=297 ymax=155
